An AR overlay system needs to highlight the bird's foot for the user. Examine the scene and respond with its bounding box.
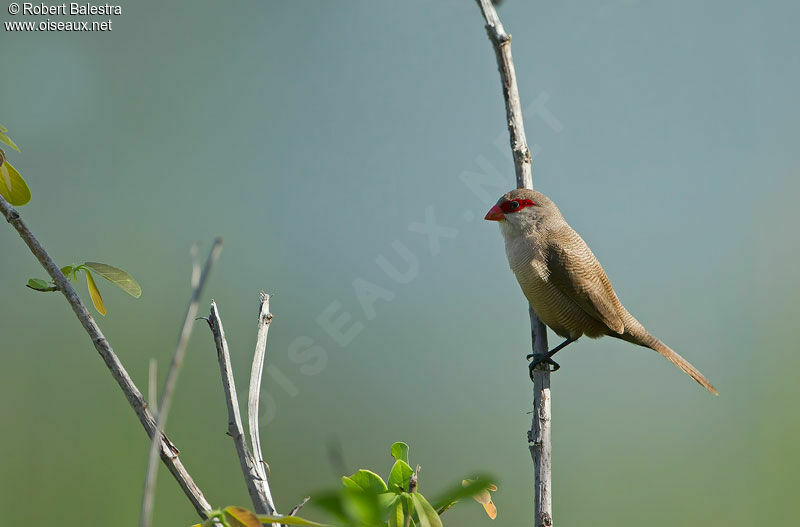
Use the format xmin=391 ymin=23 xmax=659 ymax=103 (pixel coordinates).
xmin=527 ymin=353 xmax=560 ymax=378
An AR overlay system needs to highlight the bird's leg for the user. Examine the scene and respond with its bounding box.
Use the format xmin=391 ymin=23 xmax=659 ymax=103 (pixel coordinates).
xmin=527 ymin=337 xmax=578 ymax=375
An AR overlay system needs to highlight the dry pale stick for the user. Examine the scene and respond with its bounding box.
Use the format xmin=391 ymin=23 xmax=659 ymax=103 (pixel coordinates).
xmin=140 ymin=238 xmax=223 ymax=527
xmin=473 ymin=1 xmax=553 ymax=525
xmin=248 ymin=292 xmax=278 ymax=512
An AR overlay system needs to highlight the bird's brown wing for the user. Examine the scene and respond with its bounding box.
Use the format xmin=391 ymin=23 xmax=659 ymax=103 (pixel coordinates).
xmin=544 ymin=227 xmax=625 ymax=334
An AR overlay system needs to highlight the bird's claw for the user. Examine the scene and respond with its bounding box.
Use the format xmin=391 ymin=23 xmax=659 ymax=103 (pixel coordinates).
xmin=527 ymin=353 xmax=560 ymax=378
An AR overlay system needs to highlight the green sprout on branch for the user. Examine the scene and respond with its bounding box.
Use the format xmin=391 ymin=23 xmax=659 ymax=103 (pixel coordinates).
xmin=27 ymin=262 xmax=142 ymax=316
xmin=193 ymin=442 xmax=496 ymax=527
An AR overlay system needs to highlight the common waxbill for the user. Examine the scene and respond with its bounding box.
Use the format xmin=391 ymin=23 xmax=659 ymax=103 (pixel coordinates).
xmin=485 ymin=188 xmax=717 ymax=395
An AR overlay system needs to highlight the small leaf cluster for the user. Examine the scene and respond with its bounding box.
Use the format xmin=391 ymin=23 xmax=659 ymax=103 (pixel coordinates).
xmin=28 ymin=262 xmax=141 ymax=316
xmin=318 ymin=441 xmax=495 ymax=526
xmin=194 ymin=442 xmax=496 ymax=527
xmin=0 ymin=123 xmax=31 ymax=206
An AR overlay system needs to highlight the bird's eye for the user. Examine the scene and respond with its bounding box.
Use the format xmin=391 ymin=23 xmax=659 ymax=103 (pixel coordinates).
xmin=499 ymin=198 xmax=534 ymax=214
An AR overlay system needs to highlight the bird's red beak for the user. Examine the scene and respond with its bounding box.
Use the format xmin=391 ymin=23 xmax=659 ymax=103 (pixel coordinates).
xmin=484 ymin=204 xmax=505 ymax=221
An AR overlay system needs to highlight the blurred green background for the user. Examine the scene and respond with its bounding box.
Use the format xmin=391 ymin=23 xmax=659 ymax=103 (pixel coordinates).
xmin=2 ymin=1 xmax=799 ymax=525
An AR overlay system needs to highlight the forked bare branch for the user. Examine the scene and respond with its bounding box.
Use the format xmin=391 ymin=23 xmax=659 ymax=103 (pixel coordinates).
xmin=207 ymin=300 xmax=276 ymax=516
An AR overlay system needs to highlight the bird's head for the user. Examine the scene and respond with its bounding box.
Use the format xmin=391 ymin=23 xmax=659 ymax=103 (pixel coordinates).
xmin=484 ymin=188 xmax=560 ymax=235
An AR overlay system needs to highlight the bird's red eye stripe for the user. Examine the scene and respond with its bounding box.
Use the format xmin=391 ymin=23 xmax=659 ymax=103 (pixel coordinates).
xmin=499 ymin=198 xmax=535 ymax=213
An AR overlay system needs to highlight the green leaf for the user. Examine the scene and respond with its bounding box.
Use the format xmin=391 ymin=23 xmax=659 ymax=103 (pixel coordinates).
xmin=255 ymin=515 xmax=330 ymax=527
xmin=431 ymin=475 xmax=494 ymax=511
xmin=388 ymin=501 xmax=404 ymax=527
xmin=378 ymin=492 xmax=400 ymax=509
xmin=0 ymin=132 xmax=20 ymax=152
xmin=386 ymin=494 xmax=407 ymax=527
xmin=0 ymin=160 xmax=30 ymax=206
xmin=399 ymin=494 xmax=418 ymax=527
xmin=342 ymin=469 xmax=388 ymax=494
xmin=26 ymin=278 xmax=55 ymax=292
xmin=390 ymin=442 xmax=409 ymax=464
xmin=60 ymin=265 xmax=74 ymax=278
xmin=84 ymin=269 xmax=106 ymax=316
xmin=0 ymin=123 xmax=7 ymax=133
xmin=83 ymin=262 xmax=142 ymax=298
xmin=411 ymin=494 xmax=442 ymax=527
xmin=27 ymin=278 xmax=49 ymax=289
xmin=388 ymin=459 xmax=414 ymax=492
xmin=223 ymin=506 xmax=261 ymax=527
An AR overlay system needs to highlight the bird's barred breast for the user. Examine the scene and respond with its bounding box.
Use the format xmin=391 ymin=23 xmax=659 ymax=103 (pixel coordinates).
xmin=505 ymin=234 xmax=608 ymax=339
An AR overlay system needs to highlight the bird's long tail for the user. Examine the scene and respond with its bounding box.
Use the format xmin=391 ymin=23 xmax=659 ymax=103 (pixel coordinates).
xmin=616 ymin=316 xmax=718 ymax=394
xmin=647 ymin=338 xmax=718 ymax=395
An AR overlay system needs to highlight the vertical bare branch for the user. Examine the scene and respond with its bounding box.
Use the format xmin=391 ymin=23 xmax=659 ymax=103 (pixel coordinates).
xmin=140 ymin=238 xmax=223 ymax=527
xmin=248 ymin=293 xmax=277 ymax=511
xmin=528 ymin=309 xmax=552 ymax=526
xmin=0 ymin=194 xmax=214 ymax=518
xmin=207 ymin=300 xmax=276 ymax=516
xmin=473 ymin=1 xmax=553 ymax=525
xmin=474 ymin=0 xmax=533 ymax=189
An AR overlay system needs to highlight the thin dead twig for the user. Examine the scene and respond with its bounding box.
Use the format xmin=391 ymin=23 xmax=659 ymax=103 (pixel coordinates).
xmin=140 ymin=238 xmax=223 ymax=527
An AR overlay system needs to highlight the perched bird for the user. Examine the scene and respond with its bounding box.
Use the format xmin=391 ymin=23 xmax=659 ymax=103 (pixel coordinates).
xmin=485 ymin=188 xmax=717 ymax=394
